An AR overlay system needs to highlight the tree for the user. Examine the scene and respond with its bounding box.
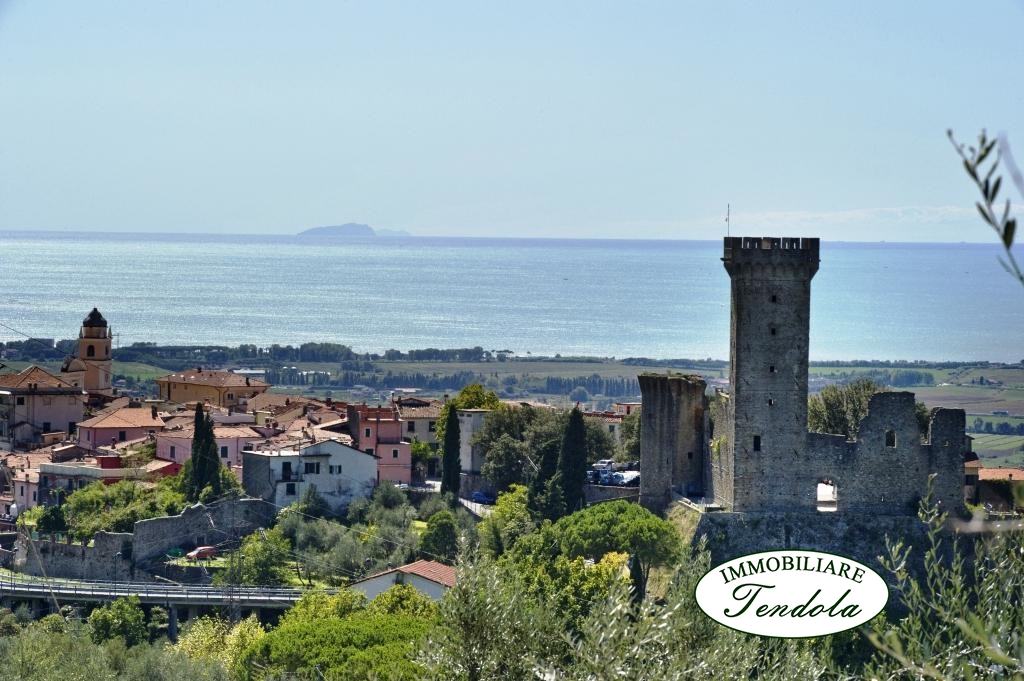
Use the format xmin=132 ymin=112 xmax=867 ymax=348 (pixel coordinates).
xmin=435 ymin=383 xmax=501 ymax=446
xmin=618 ymin=409 xmax=640 ymax=461
xmin=36 ymin=505 xmax=66 ymax=536
xmin=419 ymin=510 xmax=459 ymax=563
xmin=185 ymin=403 xmax=222 ymax=502
xmin=481 ymin=433 xmax=532 ymax=492
xmin=293 ymin=484 xmax=330 ymax=519
xmin=949 ymin=129 xmax=1023 ymax=287
xmin=807 ymin=378 xmax=880 ymax=439
xmin=367 ymin=584 xmax=438 ymax=620
xmin=557 ymin=408 xmax=588 ymax=514
xmin=219 ymin=527 xmax=291 ymax=586
xmin=479 ymin=484 xmax=535 ymax=558
xmin=88 ymin=596 xmax=148 ymax=647
xmin=541 ymin=500 xmax=683 ymax=599
xmin=440 ymin=403 xmax=461 ymax=497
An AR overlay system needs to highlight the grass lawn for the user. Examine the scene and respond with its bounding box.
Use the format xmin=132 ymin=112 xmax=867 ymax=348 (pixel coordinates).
xmin=971 ymin=434 xmax=1024 ymax=467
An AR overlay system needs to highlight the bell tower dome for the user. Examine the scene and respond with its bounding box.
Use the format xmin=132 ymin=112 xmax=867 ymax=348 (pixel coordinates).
xmin=76 ymin=307 xmax=113 ymax=395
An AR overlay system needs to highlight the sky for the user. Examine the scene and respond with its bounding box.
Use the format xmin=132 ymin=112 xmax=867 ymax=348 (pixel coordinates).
xmin=1 ymin=1 xmax=1023 ymax=242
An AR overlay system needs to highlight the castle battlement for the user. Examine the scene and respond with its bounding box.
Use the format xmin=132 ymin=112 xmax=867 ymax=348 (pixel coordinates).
xmin=723 ymin=236 xmax=819 ymax=277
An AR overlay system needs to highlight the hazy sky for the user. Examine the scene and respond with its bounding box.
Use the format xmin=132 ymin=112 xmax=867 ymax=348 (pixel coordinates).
xmin=1 ymin=1 xmax=1023 ymax=241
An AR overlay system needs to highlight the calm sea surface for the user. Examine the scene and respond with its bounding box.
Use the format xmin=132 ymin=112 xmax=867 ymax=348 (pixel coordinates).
xmin=0 ymin=232 xmax=1021 ymax=362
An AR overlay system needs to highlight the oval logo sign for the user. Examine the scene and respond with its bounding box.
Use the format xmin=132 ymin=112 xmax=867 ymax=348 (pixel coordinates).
xmin=694 ymin=550 xmax=888 ymax=638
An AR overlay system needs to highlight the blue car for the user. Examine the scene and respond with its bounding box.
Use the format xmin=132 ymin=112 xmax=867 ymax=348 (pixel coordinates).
xmin=471 ymin=491 xmax=497 ymax=505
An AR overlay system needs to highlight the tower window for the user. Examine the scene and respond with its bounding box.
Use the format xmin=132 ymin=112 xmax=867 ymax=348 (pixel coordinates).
xmin=771 ymin=294 xmax=778 ymax=303
xmin=770 ymin=327 xmax=777 ymax=336
xmin=885 ymin=430 xmax=896 ymax=448
xmin=687 ymin=451 xmax=693 ymax=460
xmin=86 ymin=345 xmax=95 ymax=358
xmin=753 ymin=435 xmax=762 ymax=451
xmin=768 ymin=398 xmax=775 ymax=406
xmin=769 ymin=365 xmax=776 ymax=373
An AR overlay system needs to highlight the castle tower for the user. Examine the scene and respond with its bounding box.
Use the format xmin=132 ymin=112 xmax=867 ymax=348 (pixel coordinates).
xmin=60 ymin=308 xmax=113 ymax=396
xmin=638 ymin=373 xmax=706 ymax=514
xmin=721 ymin=237 xmax=819 ymax=511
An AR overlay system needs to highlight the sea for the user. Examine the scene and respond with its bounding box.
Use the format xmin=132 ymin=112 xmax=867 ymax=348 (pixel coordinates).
xmin=0 ymin=231 xmax=1021 ymax=363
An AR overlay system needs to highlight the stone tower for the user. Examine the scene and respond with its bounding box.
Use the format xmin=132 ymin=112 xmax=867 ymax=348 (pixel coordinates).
xmin=638 ymin=373 xmax=707 ymax=514
xmin=721 ymin=237 xmax=819 ymax=511
xmin=60 ymin=308 xmax=113 ymax=396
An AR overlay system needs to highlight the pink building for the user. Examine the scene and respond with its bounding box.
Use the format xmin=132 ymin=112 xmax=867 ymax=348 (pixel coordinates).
xmin=346 ymin=405 xmax=412 ymax=485
xmin=155 ymin=424 xmax=263 ymax=469
xmin=76 ymin=405 xmax=165 ymax=451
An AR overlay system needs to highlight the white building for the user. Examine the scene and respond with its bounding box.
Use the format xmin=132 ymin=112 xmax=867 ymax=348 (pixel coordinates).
xmin=349 ymin=559 xmax=456 ymax=601
xmin=241 ymin=438 xmax=377 ymax=513
xmin=457 ymin=408 xmax=492 ymax=474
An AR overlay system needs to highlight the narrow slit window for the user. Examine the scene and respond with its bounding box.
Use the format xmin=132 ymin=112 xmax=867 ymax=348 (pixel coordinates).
xmin=771 ymin=294 xmax=778 ymax=303
xmin=767 ymin=398 xmax=775 ymax=406
xmin=753 ymin=435 xmax=762 ymax=452
xmin=885 ymin=430 xmax=896 ymax=448
xmin=769 ymin=365 xmax=776 ymax=373
xmin=770 ymin=327 xmax=777 ymax=336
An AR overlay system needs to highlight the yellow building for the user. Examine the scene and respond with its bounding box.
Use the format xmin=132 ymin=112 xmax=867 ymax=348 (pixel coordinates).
xmin=154 ymin=367 xmax=270 ymax=408
xmin=60 ymin=308 xmax=113 ymax=396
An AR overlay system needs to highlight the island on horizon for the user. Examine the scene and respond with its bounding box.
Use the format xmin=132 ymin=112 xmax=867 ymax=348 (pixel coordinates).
xmin=297 ymin=222 xmax=410 ymax=238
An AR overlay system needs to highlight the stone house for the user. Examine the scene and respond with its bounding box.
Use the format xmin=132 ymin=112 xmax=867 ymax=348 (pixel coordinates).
xmin=0 ymin=366 xmax=87 ymax=449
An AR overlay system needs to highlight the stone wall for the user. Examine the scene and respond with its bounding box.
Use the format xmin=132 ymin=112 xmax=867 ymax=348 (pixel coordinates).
xmin=132 ymin=499 xmax=273 ymax=563
xmin=584 ymin=484 xmax=639 ymax=505
xmin=16 ymin=531 xmax=136 ymax=581
xmin=691 ymin=508 xmax=949 ymax=583
xmin=639 ymin=374 xmax=706 ymax=513
xmin=14 ymin=498 xmax=274 ymax=581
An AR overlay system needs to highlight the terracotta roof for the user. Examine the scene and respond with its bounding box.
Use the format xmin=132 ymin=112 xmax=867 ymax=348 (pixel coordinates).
xmin=397 ymin=559 xmax=457 ymax=587
xmin=0 ymin=365 xmax=79 ymax=391
xmin=979 ymin=468 xmax=1024 ymax=481
xmin=155 ymin=368 xmax=270 ymax=389
xmin=77 ymin=407 xmax=164 ymax=430
xmin=159 ymin=424 xmax=261 ymax=440
xmin=395 ymin=400 xmax=443 ymax=419
xmin=246 ymin=393 xmax=316 ymax=413
xmin=965 ymin=459 xmax=984 ymax=469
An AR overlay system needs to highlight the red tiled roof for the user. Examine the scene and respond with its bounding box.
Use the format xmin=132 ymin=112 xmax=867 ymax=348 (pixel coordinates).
xmin=155 ymin=368 xmax=269 ymax=389
xmin=397 ymin=559 xmax=457 ymax=587
xmin=77 ymin=407 xmax=165 ymax=430
xmin=0 ymin=365 xmax=79 ymax=390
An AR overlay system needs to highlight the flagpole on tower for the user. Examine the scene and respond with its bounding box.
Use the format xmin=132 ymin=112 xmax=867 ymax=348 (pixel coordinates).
xmin=725 ymin=203 xmax=730 ymax=236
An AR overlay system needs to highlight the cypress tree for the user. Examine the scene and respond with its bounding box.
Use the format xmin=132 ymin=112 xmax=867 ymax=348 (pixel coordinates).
xmin=441 ymin=404 xmax=461 ymax=498
xmin=556 ymin=407 xmax=588 ymax=513
xmin=187 ymin=402 xmax=222 ymax=501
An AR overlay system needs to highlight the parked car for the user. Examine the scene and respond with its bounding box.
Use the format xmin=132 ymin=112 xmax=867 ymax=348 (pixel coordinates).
xmin=186 ymin=546 xmax=217 ymax=561
xmin=618 ymin=471 xmax=641 ymax=486
xmin=585 ymin=470 xmax=600 ymax=484
xmin=599 ymin=470 xmax=616 ymax=486
xmin=593 ymin=459 xmax=616 ymax=471
xmin=471 ymin=491 xmax=496 ymax=505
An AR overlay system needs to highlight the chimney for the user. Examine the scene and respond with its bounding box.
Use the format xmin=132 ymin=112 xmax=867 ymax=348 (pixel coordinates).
xmin=151 ymin=405 xmax=158 ymax=419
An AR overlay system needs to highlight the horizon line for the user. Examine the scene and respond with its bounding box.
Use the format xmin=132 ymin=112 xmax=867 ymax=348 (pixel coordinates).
xmin=0 ymin=227 xmax=1002 ymax=247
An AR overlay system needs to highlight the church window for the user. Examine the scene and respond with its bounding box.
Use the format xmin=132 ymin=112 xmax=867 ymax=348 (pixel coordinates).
xmin=86 ymin=345 xmax=95 ymax=358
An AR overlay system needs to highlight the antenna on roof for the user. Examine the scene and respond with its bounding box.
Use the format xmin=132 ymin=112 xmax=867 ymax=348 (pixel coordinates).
xmin=725 ymin=203 xmax=731 ymax=237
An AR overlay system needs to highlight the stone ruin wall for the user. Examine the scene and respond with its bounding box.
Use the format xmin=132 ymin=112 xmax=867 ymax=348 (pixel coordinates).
xmin=14 ymin=498 xmax=274 ymax=581
xmin=639 ymin=373 xmax=706 ymax=513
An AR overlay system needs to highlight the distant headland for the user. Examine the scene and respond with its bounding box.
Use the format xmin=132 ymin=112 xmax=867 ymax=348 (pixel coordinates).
xmin=297 ymin=223 xmax=410 ymax=238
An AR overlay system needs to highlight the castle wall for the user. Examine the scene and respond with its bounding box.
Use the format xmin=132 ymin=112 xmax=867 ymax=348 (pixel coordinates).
xmin=639 ymin=374 xmax=706 ymax=513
